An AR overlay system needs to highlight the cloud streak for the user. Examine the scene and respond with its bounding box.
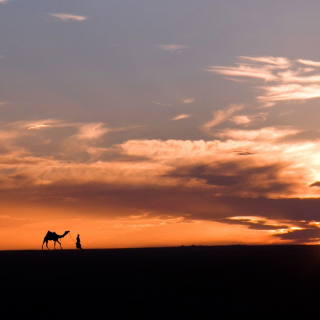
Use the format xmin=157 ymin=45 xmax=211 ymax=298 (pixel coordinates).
xmin=170 ymin=114 xmax=191 ymax=121
xmin=49 ymin=13 xmax=87 ymax=22
xmin=183 ymin=98 xmax=195 ymax=104
xmin=157 ymin=45 xmax=189 ymax=53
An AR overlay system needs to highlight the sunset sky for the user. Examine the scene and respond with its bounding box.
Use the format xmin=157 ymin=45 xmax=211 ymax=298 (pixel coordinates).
xmin=2 ymin=0 xmax=320 ymax=249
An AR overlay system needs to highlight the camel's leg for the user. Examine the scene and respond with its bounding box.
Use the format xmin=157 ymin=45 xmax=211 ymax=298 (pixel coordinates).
xmin=42 ymin=237 xmax=47 ymax=250
xmin=57 ymin=240 xmax=62 ymax=249
xmin=54 ymin=241 xmax=56 ymax=249
xmin=45 ymin=241 xmax=49 ymax=250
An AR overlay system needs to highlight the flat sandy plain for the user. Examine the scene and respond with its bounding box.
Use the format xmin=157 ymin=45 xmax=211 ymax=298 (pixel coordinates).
xmin=2 ymin=245 xmax=320 ymax=316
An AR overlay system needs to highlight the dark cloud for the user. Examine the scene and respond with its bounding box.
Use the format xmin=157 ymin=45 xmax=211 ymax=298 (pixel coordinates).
xmin=8 ymin=174 xmax=30 ymax=181
xmin=0 ymin=180 xmax=319 ymax=221
xmin=274 ymin=227 xmax=320 ymax=243
xmin=163 ymin=162 xmax=294 ymax=195
xmin=0 ymin=174 xmax=320 ymax=243
xmin=217 ymin=218 xmax=290 ymax=231
xmin=234 ymin=151 xmax=255 ymax=156
xmin=167 ymin=172 xmax=241 ymax=186
xmin=309 ymin=181 xmax=320 ymax=187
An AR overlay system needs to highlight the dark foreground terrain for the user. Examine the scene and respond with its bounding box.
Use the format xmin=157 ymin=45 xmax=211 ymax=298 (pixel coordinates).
xmin=2 ymin=245 xmax=320 ymax=316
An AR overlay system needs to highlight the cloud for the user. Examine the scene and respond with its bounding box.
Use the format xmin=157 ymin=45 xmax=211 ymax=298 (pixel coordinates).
xmin=278 ymin=70 xmax=320 ymax=83
xmin=230 ymin=115 xmax=251 ymax=125
xmin=77 ymin=123 xmax=109 ymax=140
xmin=214 ymin=127 xmax=299 ymax=141
xmin=28 ymin=124 xmax=51 ymax=130
xmin=297 ymin=59 xmax=320 ymax=67
xmin=154 ymin=102 xmax=173 ymax=107
xmin=21 ymin=119 xmax=139 ymax=139
xmin=117 ymin=131 xmax=319 ymax=195
xmin=49 ymin=13 xmax=87 ymax=22
xmin=170 ymin=114 xmax=191 ymax=121
xmin=3 ymin=117 xmax=320 ymax=244
xmin=208 ymin=65 xmax=276 ymax=81
xmin=201 ymin=104 xmax=243 ymax=134
xmin=154 ymin=99 xmax=194 ymax=107
xmin=239 ymin=56 xmax=291 ymax=68
xmin=0 ymin=0 xmax=8 ymax=4
xmin=258 ymin=84 xmax=320 ymax=102
xmin=183 ymin=99 xmax=195 ymax=104
xmin=218 ymin=215 xmax=297 ymax=232
xmin=309 ymin=181 xmax=320 ymax=187
xmin=157 ymin=45 xmax=189 ymax=53
xmin=272 ymin=226 xmax=320 ymax=243
xmin=230 ymin=113 xmax=268 ymax=125
xmin=209 ymin=56 xmax=320 ymax=105
xmin=213 ymin=214 xmax=320 ymax=244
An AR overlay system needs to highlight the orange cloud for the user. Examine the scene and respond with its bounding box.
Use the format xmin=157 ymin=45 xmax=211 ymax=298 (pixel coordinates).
xmin=1 ymin=120 xmax=320 ymax=199
xmin=2 ymin=117 xmax=320 ymax=248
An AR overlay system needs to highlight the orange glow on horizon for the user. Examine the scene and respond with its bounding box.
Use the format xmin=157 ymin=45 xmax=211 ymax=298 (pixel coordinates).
xmin=0 ymin=203 xmax=290 ymax=251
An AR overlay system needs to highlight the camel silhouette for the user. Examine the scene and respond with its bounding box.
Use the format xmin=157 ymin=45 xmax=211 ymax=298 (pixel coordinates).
xmin=42 ymin=231 xmax=70 ymax=250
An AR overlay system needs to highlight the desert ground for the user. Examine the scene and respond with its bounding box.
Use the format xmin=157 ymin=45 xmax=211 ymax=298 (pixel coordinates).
xmin=2 ymin=245 xmax=320 ymax=316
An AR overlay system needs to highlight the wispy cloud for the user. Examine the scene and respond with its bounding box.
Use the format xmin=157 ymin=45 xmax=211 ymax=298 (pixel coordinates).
xmin=258 ymin=84 xmax=320 ymax=102
xmin=297 ymin=59 xmax=320 ymax=67
xmin=229 ymin=115 xmax=251 ymax=125
xmin=154 ymin=99 xmax=194 ymax=107
xmin=239 ymin=56 xmax=291 ymax=68
xmin=230 ymin=112 xmax=268 ymax=125
xmin=214 ymin=127 xmax=299 ymax=142
xmin=77 ymin=123 xmax=109 ymax=140
xmin=209 ymin=56 xmax=320 ymax=105
xmin=49 ymin=13 xmax=87 ymax=22
xmin=153 ymin=101 xmax=173 ymax=107
xmin=0 ymin=0 xmax=8 ymax=4
xmin=28 ymin=124 xmax=51 ymax=130
xmin=208 ymin=64 xmax=276 ymax=81
xmin=170 ymin=114 xmax=191 ymax=121
xmin=157 ymin=44 xmax=189 ymax=53
xmin=24 ymin=119 xmax=64 ymax=130
xmin=201 ymin=104 xmax=243 ymax=134
xmin=182 ymin=98 xmax=195 ymax=104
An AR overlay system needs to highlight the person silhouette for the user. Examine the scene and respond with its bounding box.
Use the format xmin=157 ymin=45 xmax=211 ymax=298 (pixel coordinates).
xmin=76 ymin=234 xmax=82 ymax=249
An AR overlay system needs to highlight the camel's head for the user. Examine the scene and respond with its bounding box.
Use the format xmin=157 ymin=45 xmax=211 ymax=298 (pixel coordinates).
xmin=64 ymin=230 xmax=70 ymax=236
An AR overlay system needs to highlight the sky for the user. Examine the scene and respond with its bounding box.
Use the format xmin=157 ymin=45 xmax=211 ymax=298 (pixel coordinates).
xmin=2 ymin=0 xmax=320 ymax=249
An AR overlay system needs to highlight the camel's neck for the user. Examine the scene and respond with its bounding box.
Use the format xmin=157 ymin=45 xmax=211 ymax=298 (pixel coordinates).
xmin=57 ymin=231 xmax=69 ymax=238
